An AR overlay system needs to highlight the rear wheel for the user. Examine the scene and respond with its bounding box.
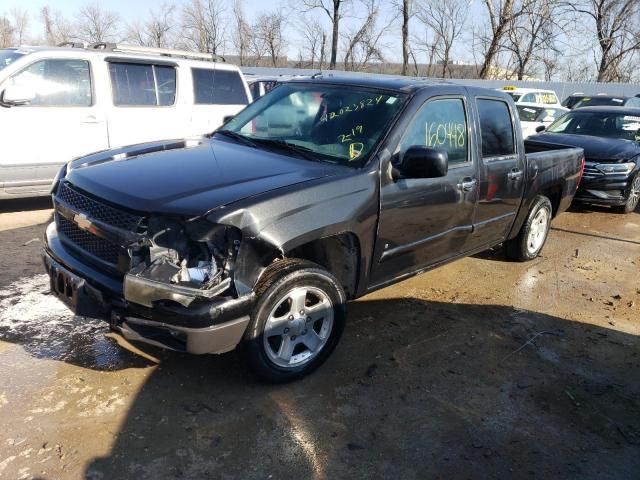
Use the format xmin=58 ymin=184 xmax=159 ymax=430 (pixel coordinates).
xmin=612 ymin=173 xmax=640 ymax=214
xmin=505 ymin=195 xmax=552 ymax=261
xmin=243 ymin=259 xmax=346 ymax=382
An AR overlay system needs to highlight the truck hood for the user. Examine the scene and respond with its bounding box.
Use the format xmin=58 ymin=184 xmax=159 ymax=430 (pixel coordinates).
xmin=65 ymin=137 xmax=346 ymax=216
xmin=530 ymin=133 xmax=640 ymax=162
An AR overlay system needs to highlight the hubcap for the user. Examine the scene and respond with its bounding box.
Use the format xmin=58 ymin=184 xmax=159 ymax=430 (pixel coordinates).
xmin=628 ymin=176 xmax=640 ymax=210
xmin=263 ymin=286 xmax=334 ymax=368
xmin=527 ymin=206 xmax=550 ymax=254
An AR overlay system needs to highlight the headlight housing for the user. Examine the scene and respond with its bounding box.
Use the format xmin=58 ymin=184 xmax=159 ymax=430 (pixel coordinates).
xmin=596 ymin=162 xmax=636 ymax=174
xmin=50 ymin=163 xmax=68 ymax=193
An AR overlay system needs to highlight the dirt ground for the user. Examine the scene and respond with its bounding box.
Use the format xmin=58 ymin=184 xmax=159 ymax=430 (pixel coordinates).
xmin=0 ymin=197 xmax=638 ymax=480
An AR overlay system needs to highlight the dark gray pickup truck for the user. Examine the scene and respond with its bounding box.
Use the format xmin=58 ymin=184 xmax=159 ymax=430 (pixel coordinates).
xmin=43 ymin=77 xmax=584 ymax=381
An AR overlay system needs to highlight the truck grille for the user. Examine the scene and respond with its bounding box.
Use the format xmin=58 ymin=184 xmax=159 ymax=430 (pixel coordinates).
xmin=54 ymin=181 xmax=145 ymax=268
xmin=57 ymin=181 xmax=144 ymax=231
xmin=57 ymin=215 xmax=121 ymax=265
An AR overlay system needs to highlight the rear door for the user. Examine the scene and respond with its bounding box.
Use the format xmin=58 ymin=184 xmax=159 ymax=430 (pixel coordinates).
xmin=0 ymin=56 xmax=108 ymax=195
xmin=469 ymin=97 xmax=526 ymax=247
xmin=189 ymin=66 xmax=250 ymax=135
xmin=105 ymin=60 xmax=183 ymax=147
xmin=371 ymin=91 xmax=479 ymax=286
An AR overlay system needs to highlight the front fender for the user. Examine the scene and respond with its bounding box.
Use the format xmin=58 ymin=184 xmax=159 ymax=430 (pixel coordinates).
xmin=207 ymin=170 xmax=379 ymax=296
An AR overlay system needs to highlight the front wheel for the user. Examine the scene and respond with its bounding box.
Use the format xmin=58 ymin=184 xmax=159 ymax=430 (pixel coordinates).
xmin=505 ymin=195 xmax=552 ymax=261
xmin=612 ymin=173 xmax=640 ymax=214
xmin=243 ymin=259 xmax=346 ymax=383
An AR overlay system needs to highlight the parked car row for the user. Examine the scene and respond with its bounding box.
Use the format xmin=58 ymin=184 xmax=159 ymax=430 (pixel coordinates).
xmin=495 ymin=86 xmax=639 ymax=214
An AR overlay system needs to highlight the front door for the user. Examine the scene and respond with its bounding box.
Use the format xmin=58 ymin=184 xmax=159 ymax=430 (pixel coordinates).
xmin=370 ymin=95 xmax=478 ymax=287
xmin=0 ymin=57 xmax=108 ymax=196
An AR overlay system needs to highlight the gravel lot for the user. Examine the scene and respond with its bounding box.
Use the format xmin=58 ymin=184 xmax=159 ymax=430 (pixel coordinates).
xmin=0 ymin=198 xmax=638 ymax=480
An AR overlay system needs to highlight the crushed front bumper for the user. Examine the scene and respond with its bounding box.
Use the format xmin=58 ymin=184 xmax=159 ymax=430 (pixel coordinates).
xmin=42 ymin=222 xmax=253 ymax=355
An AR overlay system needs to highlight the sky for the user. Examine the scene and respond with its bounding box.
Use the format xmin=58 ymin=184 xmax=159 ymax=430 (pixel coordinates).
xmin=2 ymin=0 xmax=490 ymax=65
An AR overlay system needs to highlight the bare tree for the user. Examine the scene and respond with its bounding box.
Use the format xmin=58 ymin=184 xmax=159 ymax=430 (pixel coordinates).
xmin=254 ymin=10 xmax=286 ymax=67
xmin=392 ymin=0 xmax=411 ymax=75
xmin=41 ymin=6 xmax=73 ymax=45
xmin=298 ymin=16 xmax=327 ymax=68
xmin=504 ymin=0 xmax=560 ymax=79
xmin=0 ymin=17 xmax=14 ymax=48
xmin=231 ymin=0 xmax=252 ymax=65
xmin=127 ymin=3 xmax=176 ymax=48
xmin=302 ymin=0 xmax=350 ymax=69
xmin=342 ymin=0 xmax=393 ymax=71
xmin=416 ymin=0 xmax=468 ymax=78
xmin=75 ymin=2 xmax=120 ymax=43
xmin=412 ymin=23 xmax=442 ymax=77
xmin=572 ymin=0 xmax=640 ymax=82
xmin=10 ymin=8 xmax=29 ymax=45
xmin=181 ymin=0 xmax=227 ymax=56
xmin=476 ymin=0 xmax=536 ymax=79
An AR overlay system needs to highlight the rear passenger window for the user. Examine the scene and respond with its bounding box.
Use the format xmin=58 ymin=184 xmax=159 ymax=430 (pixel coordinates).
xmin=109 ymin=62 xmax=176 ymax=106
xmin=7 ymin=59 xmax=92 ymax=106
xmin=192 ymin=68 xmax=248 ymax=105
xmin=477 ymin=99 xmax=515 ymax=158
xmin=400 ymin=98 xmax=468 ymax=165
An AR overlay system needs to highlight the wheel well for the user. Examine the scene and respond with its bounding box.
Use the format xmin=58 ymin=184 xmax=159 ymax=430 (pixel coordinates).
xmin=287 ymin=233 xmax=360 ymax=299
xmin=541 ymin=184 xmax=562 ymax=217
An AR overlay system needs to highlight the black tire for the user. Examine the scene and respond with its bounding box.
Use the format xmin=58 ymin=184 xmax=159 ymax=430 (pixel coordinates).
xmin=612 ymin=173 xmax=640 ymax=214
xmin=243 ymin=259 xmax=346 ymax=383
xmin=505 ymin=195 xmax=553 ymax=261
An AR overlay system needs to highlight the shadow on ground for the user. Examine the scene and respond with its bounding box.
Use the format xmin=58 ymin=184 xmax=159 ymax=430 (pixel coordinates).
xmin=0 ymin=196 xmax=52 ymax=213
xmin=69 ymin=298 xmax=640 ymax=479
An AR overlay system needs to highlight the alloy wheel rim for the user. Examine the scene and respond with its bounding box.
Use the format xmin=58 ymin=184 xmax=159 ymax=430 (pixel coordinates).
xmin=527 ymin=207 xmax=549 ymax=254
xmin=263 ymin=286 xmax=334 ymax=368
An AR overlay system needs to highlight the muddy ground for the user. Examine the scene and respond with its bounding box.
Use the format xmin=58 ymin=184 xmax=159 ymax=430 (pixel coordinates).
xmin=0 ymin=198 xmax=638 ymax=480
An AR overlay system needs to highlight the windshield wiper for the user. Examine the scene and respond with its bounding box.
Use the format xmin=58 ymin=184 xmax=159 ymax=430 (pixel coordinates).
xmin=214 ymin=130 xmax=257 ymax=148
xmin=250 ymin=138 xmax=320 ymax=162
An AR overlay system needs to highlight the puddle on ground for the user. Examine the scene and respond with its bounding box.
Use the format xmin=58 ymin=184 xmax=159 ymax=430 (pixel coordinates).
xmin=0 ymin=274 xmax=145 ymax=371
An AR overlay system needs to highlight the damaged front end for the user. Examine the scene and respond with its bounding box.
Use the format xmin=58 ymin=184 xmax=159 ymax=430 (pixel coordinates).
xmin=46 ymin=182 xmax=262 ymax=354
xmin=124 ymin=216 xmax=241 ymax=309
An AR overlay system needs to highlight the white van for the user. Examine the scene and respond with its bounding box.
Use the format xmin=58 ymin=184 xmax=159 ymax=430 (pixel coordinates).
xmin=0 ymin=44 xmax=251 ymax=198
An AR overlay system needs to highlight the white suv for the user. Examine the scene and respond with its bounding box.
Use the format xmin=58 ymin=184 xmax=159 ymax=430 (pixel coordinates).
xmin=0 ymin=44 xmax=251 ymax=199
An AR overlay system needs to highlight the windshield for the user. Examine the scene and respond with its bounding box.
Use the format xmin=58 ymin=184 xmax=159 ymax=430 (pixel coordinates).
xmin=517 ymin=106 xmax=565 ymax=122
xmin=573 ymin=97 xmax=624 ymax=108
xmin=546 ymin=111 xmax=640 ymax=141
xmin=0 ymin=50 xmax=24 ymax=71
xmin=220 ymin=83 xmax=406 ymax=166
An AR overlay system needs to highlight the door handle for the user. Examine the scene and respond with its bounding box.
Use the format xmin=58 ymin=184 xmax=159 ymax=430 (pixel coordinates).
xmin=81 ymin=115 xmax=100 ymax=124
xmin=508 ymin=168 xmax=523 ymax=180
xmin=457 ymin=178 xmax=477 ymax=192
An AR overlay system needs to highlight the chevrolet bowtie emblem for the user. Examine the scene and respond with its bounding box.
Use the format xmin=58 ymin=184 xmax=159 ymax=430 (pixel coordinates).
xmin=74 ymin=213 xmax=93 ymax=231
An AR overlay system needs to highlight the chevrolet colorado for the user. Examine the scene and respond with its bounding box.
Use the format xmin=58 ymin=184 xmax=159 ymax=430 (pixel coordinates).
xmin=43 ymin=77 xmax=584 ymax=381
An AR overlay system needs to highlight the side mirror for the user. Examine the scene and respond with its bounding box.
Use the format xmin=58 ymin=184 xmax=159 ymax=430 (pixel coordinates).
xmin=535 ymin=125 xmax=546 ymax=133
xmin=401 ymin=146 xmax=448 ymax=178
xmin=222 ymin=115 xmax=235 ymax=124
xmin=2 ymin=85 xmax=36 ymax=106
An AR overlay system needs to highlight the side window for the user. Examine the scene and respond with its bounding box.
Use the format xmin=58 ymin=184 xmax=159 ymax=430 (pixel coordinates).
xmin=477 ymin=99 xmax=516 ymax=158
xmin=400 ymin=98 xmax=468 ymax=165
xmin=192 ymin=68 xmax=248 ymax=105
xmin=109 ymin=62 xmax=176 ymax=106
xmin=7 ymin=58 xmax=91 ymax=106
xmin=521 ymin=93 xmax=536 ymax=103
